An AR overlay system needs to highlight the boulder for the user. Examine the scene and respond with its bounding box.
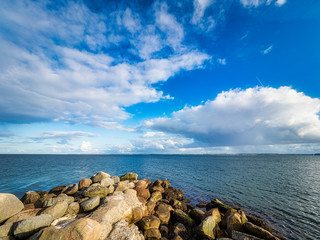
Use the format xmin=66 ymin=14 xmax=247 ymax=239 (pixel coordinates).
xmin=155 ymin=203 xmax=171 ymax=224
xmin=138 ymin=216 xmax=161 ymax=230
xmin=80 ymin=196 xmax=100 ymax=212
xmin=13 ymin=214 xmax=53 ymax=239
xmin=111 ymin=176 xmax=120 ymax=184
xmin=207 ymin=199 xmax=230 ymax=213
xmin=41 ymin=201 xmax=68 ymax=219
xmin=225 ymin=210 xmax=245 ymax=235
xmin=49 ymin=186 xmax=66 ymax=195
xmin=91 ymin=171 xmax=111 ymax=183
xmin=115 ymin=182 xmax=130 ymax=192
xmin=163 ymin=187 xmax=183 ymax=202
xmin=0 ymin=223 xmax=13 ymax=238
xmin=146 ymin=200 xmax=157 ymax=215
xmin=100 ymin=178 xmax=114 ymax=187
xmin=198 ymin=216 xmax=216 ymax=239
xmin=43 ymin=195 xmax=74 ymax=207
xmin=66 ymin=202 xmax=80 ymax=215
xmin=131 ymin=206 xmax=145 ymax=223
xmin=172 ymin=209 xmax=195 ymax=227
xmin=79 ymin=178 xmax=92 ymax=189
xmin=29 ymin=218 xmax=101 ymax=240
xmin=159 ymin=225 xmax=169 ymax=238
xmin=82 ymin=183 xmax=110 ymax=198
xmin=150 ymin=191 xmax=162 ymax=202
xmin=5 ymin=209 xmax=41 ymax=225
xmin=135 ymin=187 xmax=150 ymax=200
xmin=144 ymin=228 xmax=161 ymax=239
xmin=232 ymin=230 xmax=263 ymax=240
xmin=21 ymin=191 xmax=40 ymax=204
xmin=0 ymin=193 xmax=24 ymax=223
xmin=172 ymin=223 xmax=187 ymax=238
xmin=51 ymin=215 xmax=77 ymax=227
xmin=247 ymin=215 xmax=273 ymax=233
xmin=189 ymin=208 xmax=205 ymax=224
xmin=150 ymin=185 xmax=164 ymax=193
xmin=64 ymin=184 xmax=78 ymax=195
xmin=88 ymin=189 xmax=145 ymax=240
xmin=120 ymin=172 xmax=138 ymax=181
xmin=205 ymin=208 xmax=221 ymax=224
xmin=161 ymin=180 xmax=170 ymax=189
xmin=243 ymin=222 xmax=279 ymax=240
xmin=106 ymin=219 xmax=144 ymax=240
xmin=135 ymin=180 xmax=148 ymax=189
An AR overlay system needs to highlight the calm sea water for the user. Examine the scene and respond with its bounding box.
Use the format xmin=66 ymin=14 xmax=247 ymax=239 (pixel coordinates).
xmin=0 ymin=154 xmax=319 ymax=239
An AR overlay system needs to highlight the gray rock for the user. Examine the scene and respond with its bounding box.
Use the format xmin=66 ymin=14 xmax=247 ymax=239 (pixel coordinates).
xmin=82 ymin=183 xmax=111 ymax=198
xmin=91 ymin=172 xmax=111 ymax=183
xmin=43 ymin=196 xmax=74 ymax=207
xmin=100 ymin=178 xmax=114 ymax=187
xmin=107 ymin=219 xmax=144 ymax=240
xmin=120 ymin=172 xmax=138 ymax=181
xmin=243 ymin=222 xmax=279 ymax=240
xmin=21 ymin=191 xmax=40 ymax=204
xmin=13 ymin=214 xmax=53 ymax=239
xmin=232 ymin=230 xmax=263 ymax=240
xmin=67 ymin=202 xmax=80 ymax=215
xmin=0 ymin=193 xmax=24 ymax=223
xmin=41 ymin=201 xmax=68 ymax=219
xmin=0 ymin=223 xmax=13 ymax=238
xmin=80 ymin=196 xmax=100 ymax=212
xmin=198 ymin=216 xmax=216 ymax=239
xmin=111 ymin=176 xmax=120 ymax=184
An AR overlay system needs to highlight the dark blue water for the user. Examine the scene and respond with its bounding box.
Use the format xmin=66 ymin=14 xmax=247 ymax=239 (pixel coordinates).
xmin=0 ymin=154 xmax=319 ymax=239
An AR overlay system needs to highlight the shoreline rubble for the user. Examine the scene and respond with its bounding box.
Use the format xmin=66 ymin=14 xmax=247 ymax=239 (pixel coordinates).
xmin=0 ymin=171 xmax=284 ymax=240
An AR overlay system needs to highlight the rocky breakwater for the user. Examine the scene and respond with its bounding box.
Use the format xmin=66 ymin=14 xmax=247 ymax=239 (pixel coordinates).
xmin=0 ymin=171 xmax=283 ymax=240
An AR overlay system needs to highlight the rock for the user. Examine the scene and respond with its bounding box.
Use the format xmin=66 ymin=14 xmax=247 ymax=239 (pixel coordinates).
xmin=79 ymin=178 xmax=93 ymax=189
xmin=225 ymin=210 xmax=245 ymax=236
xmin=111 ymin=176 xmax=120 ymax=184
xmin=247 ymin=215 xmax=273 ymax=233
xmin=131 ymin=206 xmax=145 ymax=223
xmin=51 ymin=215 xmax=77 ymax=226
xmin=172 ymin=223 xmax=187 ymax=237
xmin=196 ymin=202 xmax=207 ymax=208
xmin=64 ymin=184 xmax=78 ymax=195
xmin=146 ymin=200 xmax=157 ymax=215
xmin=0 ymin=193 xmax=24 ymax=223
xmin=43 ymin=195 xmax=74 ymax=207
xmin=161 ymin=180 xmax=170 ymax=189
xmin=150 ymin=191 xmax=162 ymax=202
xmin=231 ymin=230 xmax=263 ymax=240
xmin=21 ymin=191 xmax=40 ymax=204
xmin=115 ymin=181 xmax=130 ymax=192
xmin=23 ymin=203 xmax=36 ymax=210
xmin=49 ymin=185 xmax=66 ymax=195
xmin=160 ymin=225 xmax=169 ymax=238
xmin=198 ymin=216 xmax=216 ymax=239
xmin=13 ymin=214 xmax=53 ymax=239
xmin=82 ymin=183 xmax=111 ymax=198
xmin=163 ymin=187 xmax=183 ymax=202
xmin=205 ymin=208 xmax=221 ymax=224
xmin=172 ymin=209 xmax=195 ymax=227
xmin=67 ymin=202 xmax=80 ymax=215
xmin=120 ymin=172 xmax=138 ymax=181
xmin=128 ymin=182 xmax=135 ymax=189
xmin=88 ymin=189 xmax=145 ymax=240
xmin=100 ymin=178 xmax=114 ymax=187
xmin=243 ymin=222 xmax=279 ymax=240
xmin=29 ymin=218 xmax=101 ymax=240
xmin=5 ymin=209 xmax=41 ymax=225
xmin=189 ymin=208 xmax=205 ymax=224
xmin=0 ymin=236 xmax=16 ymax=240
xmin=135 ymin=187 xmax=151 ymax=200
xmin=41 ymin=201 xmax=68 ymax=219
xmin=135 ymin=180 xmax=149 ymax=189
xmin=91 ymin=171 xmax=111 ymax=183
xmin=0 ymin=223 xmax=13 ymax=238
xmin=139 ymin=216 xmax=161 ymax=230
xmin=170 ymin=199 xmax=187 ymax=212
xmin=80 ymin=196 xmax=100 ymax=212
xmin=153 ymin=180 xmax=163 ymax=186
xmin=207 ymin=199 xmax=230 ymax=213
xmin=144 ymin=228 xmax=161 ymax=240
xmin=150 ymin=186 xmax=164 ymax=193
xmin=107 ymin=219 xmax=144 ymax=240
xmin=155 ymin=203 xmax=171 ymax=224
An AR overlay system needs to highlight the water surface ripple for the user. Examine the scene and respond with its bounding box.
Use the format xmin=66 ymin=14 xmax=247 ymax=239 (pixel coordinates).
xmin=0 ymin=154 xmax=319 ymax=239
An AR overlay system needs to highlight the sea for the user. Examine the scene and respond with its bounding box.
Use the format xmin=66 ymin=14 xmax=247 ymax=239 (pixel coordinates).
xmin=0 ymin=154 xmax=319 ymax=239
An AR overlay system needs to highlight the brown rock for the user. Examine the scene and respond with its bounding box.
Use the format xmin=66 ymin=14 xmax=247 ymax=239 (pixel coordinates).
xmin=21 ymin=191 xmax=40 ymax=204
xmin=49 ymin=185 xmax=66 ymax=195
xmin=135 ymin=180 xmax=149 ymax=189
xmin=150 ymin=191 xmax=162 ymax=202
xmin=150 ymin=185 xmax=165 ymax=193
xmin=79 ymin=178 xmax=93 ymax=189
xmin=91 ymin=171 xmax=111 ymax=183
xmin=139 ymin=216 xmax=161 ymax=230
xmin=144 ymin=228 xmax=162 ymax=240
xmin=247 ymin=215 xmax=273 ymax=233
xmin=205 ymin=207 xmax=221 ymax=224
xmin=155 ymin=203 xmax=171 ymax=224
xmin=41 ymin=201 xmax=68 ymax=219
xmin=64 ymin=184 xmax=78 ymax=195
xmin=0 ymin=193 xmax=24 ymax=223
xmin=232 ymin=230 xmax=264 ymax=240
xmin=5 ymin=209 xmax=41 ymax=225
xmin=225 ymin=209 xmax=245 ymax=235
xmin=189 ymin=208 xmax=205 ymax=224
xmin=120 ymin=172 xmax=138 ymax=181
xmin=146 ymin=199 xmax=157 ymax=215
xmin=243 ymin=222 xmax=279 ymax=240
xmin=161 ymin=180 xmax=170 ymax=189
xmin=67 ymin=202 xmax=80 ymax=215
xmin=153 ymin=180 xmax=163 ymax=187
xmin=172 ymin=209 xmax=195 ymax=227
xmin=136 ymin=187 xmax=151 ymax=200
xmin=131 ymin=206 xmax=145 ymax=223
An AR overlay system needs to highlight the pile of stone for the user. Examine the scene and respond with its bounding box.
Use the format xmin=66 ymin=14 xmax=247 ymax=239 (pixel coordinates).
xmin=0 ymin=171 xmax=283 ymax=240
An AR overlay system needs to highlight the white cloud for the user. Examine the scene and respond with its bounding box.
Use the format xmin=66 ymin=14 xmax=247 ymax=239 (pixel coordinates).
xmin=240 ymin=0 xmax=286 ymax=7
xmin=81 ymin=141 xmax=92 ymax=152
xmin=143 ymin=132 xmax=166 ymax=137
xmin=191 ymin=0 xmax=213 ymax=24
xmin=275 ymin=0 xmax=286 ymax=7
xmin=217 ymin=58 xmax=227 ymax=65
xmin=0 ymin=1 xmax=209 ymax=127
xmin=262 ymin=45 xmax=273 ymax=54
xmin=146 ymin=86 xmax=320 ymax=147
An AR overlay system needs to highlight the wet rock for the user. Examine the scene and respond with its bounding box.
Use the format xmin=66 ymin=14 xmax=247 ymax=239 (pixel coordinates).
xmin=163 ymin=187 xmax=183 ymax=202
xmin=13 ymin=214 xmax=53 ymax=239
xmin=107 ymin=219 xmax=144 ymax=240
xmin=111 ymin=176 xmax=120 ymax=184
xmin=64 ymin=184 xmax=78 ymax=195
xmin=43 ymin=195 xmax=74 ymax=207
xmin=170 ymin=199 xmax=187 ymax=212
xmin=160 ymin=225 xmax=169 ymax=238
xmin=155 ymin=203 xmax=171 ymax=224
xmin=29 ymin=218 xmax=101 ymax=240
xmin=225 ymin=209 xmax=245 ymax=235
xmin=100 ymin=178 xmax=114 ymax=187
xmin=150 ymin=191 xmax=162 ymax=202
xmin=189 ymin=208 xmax=205 ymax=224
xmin=79 ymin=178 xmax=92 ymax=189
xmin=88 ymin=189 xmax=145 ymax=240
xmin=172 ymin=209 xmax=195 ymax=227
xmin=172 ymin=223 xmax=187 ymax=238
xmin=161 ymin=180 xmax=170 ymax=189
xmin=21 ymin=191 xmax=40 ymax=204
xmin=247 ymin=215 xmax=273 ymax=233
xmin=80 ymin=196 xmax=100 ymax=212
xmin=120 ymin=172 xmax=138 ymax=181
xmin=207 ymin=199 xmax=230 ymax=213
xmin=91 ymin=171 xmax=111 ymax=183
xmin=196 ymin=202 xmax=207 ymax=208
xmin=41 ymin=201 xmax=68 ymax=219
xmin=144 ymin=228 xmax=161 ymax=240
xmin=139 ymin=216 xmax=161 ymax=230
xmin=150 ymin=186 xmax=164 ymax=193
xmin=66 ymin=202 xmax=80 ymax=215
xmin=232 ymin=230 xmax=263 ymax=240
xmin=82 ymin=183 xmax=111 ymax=198
xmin=243 ymin=222 xmax=279 ymax=240
xmin=49 ymin=186 xmax=66 ymax=195
xmin=0 ymin=193 xmax=24 ymax=223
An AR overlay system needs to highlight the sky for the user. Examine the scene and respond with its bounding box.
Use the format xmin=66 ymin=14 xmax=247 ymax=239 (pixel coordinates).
xmin=0 ymin=0 xmax=320 ymax=154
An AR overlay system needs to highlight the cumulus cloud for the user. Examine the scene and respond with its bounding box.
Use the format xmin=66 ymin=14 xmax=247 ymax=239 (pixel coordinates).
xmin=146 ymin=87 xmax=320 ymax=146
xmin=0 ymin=1 xmax=209 ymax=126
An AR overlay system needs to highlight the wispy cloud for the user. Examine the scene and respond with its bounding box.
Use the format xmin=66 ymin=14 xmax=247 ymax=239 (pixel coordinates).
xmin=262 ymin=45 xmax=273 ymax=54
xmin=146 ymin=87 xmax=320 ymax=147
xmin=33 ymin=131 xmax=96 ymax=144
xmin=217 ymin=58 xmax=227 ymax=65
xmin=240 ymin=0 xmax=286 ymax=8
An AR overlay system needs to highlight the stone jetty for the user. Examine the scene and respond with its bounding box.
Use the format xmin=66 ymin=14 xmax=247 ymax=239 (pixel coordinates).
xmin=0 ymin=171 xmax=283 ymax=240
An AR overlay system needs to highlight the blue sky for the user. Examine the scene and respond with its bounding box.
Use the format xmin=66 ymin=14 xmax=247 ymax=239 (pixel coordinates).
xmin=1 ymin=0 xmax=320 ymax=154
